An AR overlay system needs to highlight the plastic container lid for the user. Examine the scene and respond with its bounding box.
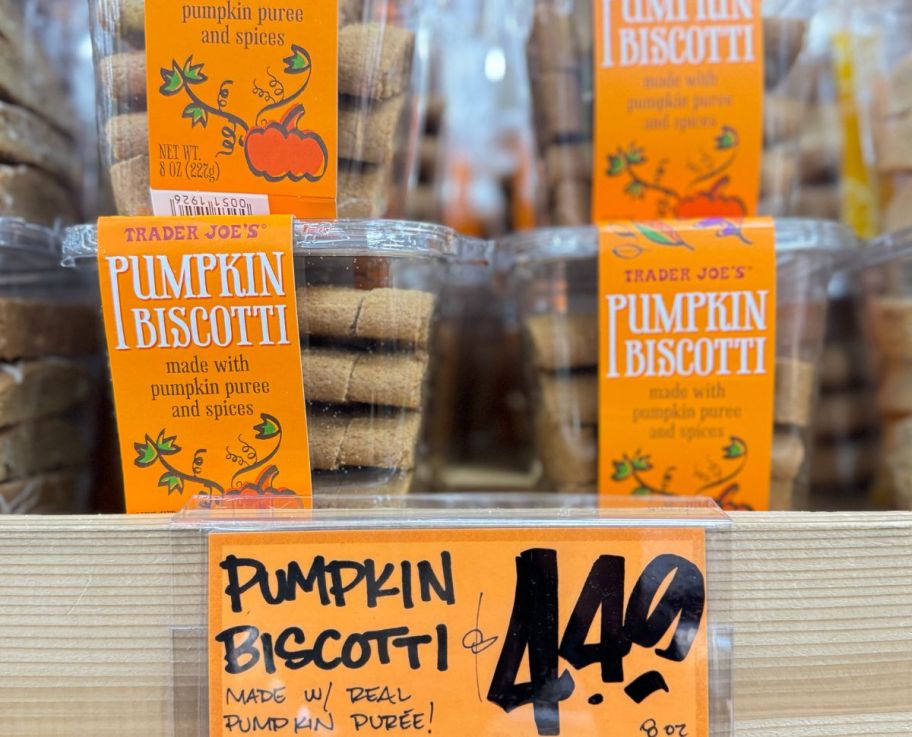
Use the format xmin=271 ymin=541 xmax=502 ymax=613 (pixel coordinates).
xmin=0 ymin=218 xmax=80 ymax=286
xmin=498 ymin=218 xmax=856 ymax=269
xmin=62 ymin=220 xmax=466 ymax=266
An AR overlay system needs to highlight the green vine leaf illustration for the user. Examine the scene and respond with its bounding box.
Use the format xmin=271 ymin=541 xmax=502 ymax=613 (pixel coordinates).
xmin=134 ymin=436 xmax=159 ymax=468
xmin=283 ymin=45 xmax=312 ymax=74
xmin=181 ymin=56 xmax=207 ymax=84
xmin=632 ymin=486 xmax=651 ymax=496
xmin=625 ymin=146 xmax=645 ymax=164
xmin=158 ymin=471 xmax=185 ymax=495
xmin=624 ymin=181 xmax=645 ymax=199
xmin=182 ymin=103 xmax=208 ymax=128
xmin=631 ymin=455 xmax=652 ymax=471
xmin=635 ymin=221 xmax=691 ymax=249
xmin=607 ymin=154 xmax=626 ymax=176
xmin=155 ymin=430 xmax=181 ymax=456
xmin=612 ymin=243 xmax=647 ymax=260
xmin=159 ymin=62 xmax=184 ymax=95
xmin=254 ymin=414 xmax=280 ymax=440
xmin=723 ymin=436 xmax=747 ymax=459
xmin=715 ymin=125 xmax=738 ymax=151
xmin=612 ymin=459 xmax=632 ymax=482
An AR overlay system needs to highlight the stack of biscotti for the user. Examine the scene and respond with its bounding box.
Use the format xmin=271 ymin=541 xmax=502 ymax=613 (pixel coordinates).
xmin=526 ymin=2 xmax=807 ymax=225
xmin=870 ymin=54 xmax=912 ymax=232
xmin=406 ymin=98 xmax=443 ymax=222
xmin=866 ymin=294 xmax=912 ymax=507
xmin=95 ymin=0 xmax=416 ymax=218
xmin=0 ymin=296 xmax=100 ymax=513
xmin=524 ymin=311 xmax=819 ymax=507
xmin=809 ymin=297 xmax=879 ymax=506
xmin=297 ymin=286 xmax=436 ymax=495
xmin=0 ymin=0 xmax=80 ymax=225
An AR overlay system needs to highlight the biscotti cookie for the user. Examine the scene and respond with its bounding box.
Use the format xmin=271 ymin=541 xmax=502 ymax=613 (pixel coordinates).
xmin=0 ymin=470 xmax=81 ymax=514
xmin=338 ymin=161 xmax=392 ymax=218
xmin=0 ymin=299 xmax=98 ymax=360
xmin=0 ymin=165 xmax=79 ymax=226
xmin=339 ymin=95 xmax=406 ymax=166
xmin=0 ymin=361 xmax=91 ymax=428
xmin=0 ymin=417 xmax=85 ymax=483
xmin=105 ymin=113 xmax=147 ymax=163
xmin=774 ymin=357 xmax=817 ymax=427
xmin=869 ymin=296 xmax=912 ymax=360
xmin=0 ymin=102 xmax=79 ymax=185
xmin=539 ymin=372 xmax=598 ymax=427
xmin=308 ymin=412 xmax=422 ymax=471
xmin=302 ymin=348 xmax=428 ymax=410
xmin=526 ymin=313 xmax=598 ymax=371
xmin=535 ymin=409 xmax=597 ymax=490
xmin=338 ymin=24 xmax=415 ymax=100
xmin=298 ymin=287 xmax=435 ymax=348
xmin=110 ymin=155 xmax=152 ymax=216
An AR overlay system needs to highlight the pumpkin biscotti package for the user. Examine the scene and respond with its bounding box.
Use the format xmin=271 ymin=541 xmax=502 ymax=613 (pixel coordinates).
xmin=526 ymin=0 xmax=813 ymax=225
xmin=504 ymin=218 xmax=853 ymax=509
xmin=90 ymin=0 xmax=425 ymax=218
xmin=0 ymin=219 xmax=102 ymax=513
xmin=63 ymin=219 xmax=457 ymax=498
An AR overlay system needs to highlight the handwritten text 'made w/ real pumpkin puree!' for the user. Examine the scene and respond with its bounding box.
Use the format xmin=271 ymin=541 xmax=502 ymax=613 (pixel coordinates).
xmin=593 ymin=0 xmax=764 ymax=220
xmin=98 ymin=217 xmax=312 ymax=514
xmin=599 ymin=220 xmax=776 ymax=510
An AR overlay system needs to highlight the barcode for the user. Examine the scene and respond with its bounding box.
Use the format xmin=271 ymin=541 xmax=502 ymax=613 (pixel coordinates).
xmin=151 ymin=189 xmax=271 ymax=217
xmin=169 ymin=200 xmax=254 ymax=216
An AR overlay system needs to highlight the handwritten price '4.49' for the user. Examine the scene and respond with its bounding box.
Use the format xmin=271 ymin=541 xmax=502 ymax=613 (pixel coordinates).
xmin=486 ymin=550 xmax=705 ymax=736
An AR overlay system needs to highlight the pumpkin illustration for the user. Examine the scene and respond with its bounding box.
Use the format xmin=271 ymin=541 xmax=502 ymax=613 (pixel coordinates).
xmin=245 ymin=104 xmax=328 ymax=182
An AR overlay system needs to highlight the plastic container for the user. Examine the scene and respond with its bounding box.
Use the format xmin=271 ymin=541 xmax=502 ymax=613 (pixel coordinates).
xmin=89 ymin=0 xmax=425 ymax=218
xmin=856 ymin=228 xmax=912 ymax=509
xmin=851 ymin=1 xmax=912 ymax=234
xmin=63 ymin=219 xmax=460 ymax=498
xmin=0 ymin=219 xmax=102 ymax=513
xmin=0 ymin=2 xmax=81 ymax=226
xmin=421 ymin=237 xmax=534 ymax=490
xmin=526 ymin=0 xmax=813 ymax=225
xmin=504 ymin=218 xmax=853 ymax=509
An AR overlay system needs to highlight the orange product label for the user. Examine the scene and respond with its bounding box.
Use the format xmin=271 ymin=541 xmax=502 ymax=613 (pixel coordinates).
xmin=592 ymin=0 xmax=764 ymax=221
xmin=97 ymin=216 xmax=312 ymax=514
xmin=598 ymin=219 xmax=776 ymax=510
xmin=144 ymin=1 xmax=338 ymax=217
xmin=209 ymin=526 xmax=709 ymax=737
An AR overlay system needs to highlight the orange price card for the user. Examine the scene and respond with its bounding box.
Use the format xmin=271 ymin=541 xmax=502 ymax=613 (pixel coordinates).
xmin=208 ymin=526 xmax=710 ymax=737
xmin=97 ymin=216 xmax=312 ymax=513
xmin=598 ymin=219 xmax=776 ymax=510
xmin=592 ymin=0 xmax=764 ymax=221
xmin=144 ymin=0 xmax=337 ymax=217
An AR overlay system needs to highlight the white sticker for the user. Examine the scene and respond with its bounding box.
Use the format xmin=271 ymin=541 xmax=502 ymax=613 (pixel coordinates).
xmin=150 ymin=189 xmax=270 ymax=217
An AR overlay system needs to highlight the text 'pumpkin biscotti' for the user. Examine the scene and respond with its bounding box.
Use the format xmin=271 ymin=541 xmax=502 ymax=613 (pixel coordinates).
xmin=63 ymin=218 xmax=459 ymax=506
xmin=503 ymin=218 xmax=853 ymax=510
xmin=91 ymin=0 xmax=424 ymax=219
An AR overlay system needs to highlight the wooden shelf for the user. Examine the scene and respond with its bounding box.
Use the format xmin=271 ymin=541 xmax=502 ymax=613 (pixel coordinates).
xmin=0 ymin=512 xmax=910 ymax=737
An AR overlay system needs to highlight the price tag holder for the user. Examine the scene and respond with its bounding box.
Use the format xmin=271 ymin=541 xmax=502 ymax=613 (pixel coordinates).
xmin=173 ymin=495 xmax=732 ymax=737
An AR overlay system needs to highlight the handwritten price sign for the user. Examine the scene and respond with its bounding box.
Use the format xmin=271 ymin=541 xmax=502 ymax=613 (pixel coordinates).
xmin=208 ymin=528 xmax=709 ymax=736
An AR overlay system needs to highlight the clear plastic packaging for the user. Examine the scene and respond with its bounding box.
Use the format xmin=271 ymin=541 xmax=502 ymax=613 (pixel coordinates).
xmin=0 ymin=219 xmax=101 ymax=513
xmin=852 ymin=0 xmax=912 ymax=234
xmin=172 ymin=493 xmax=732 ymax=737
xmin=857 ymin=228 xmax=912 ymax=509
xmin=421 ymin=238 xmax=534 ymax=490
xmin=0 ymin=1 xmax=81 ymax=226
xmin=89 ymin=0 xmax=425 ymax=218
xmin=504 ymin=218 xmax=853 ymax=509
xmin=526 ymin=0 xmax=813 ymax=225
xmin=63 ymin=219 xmax=461 ymax=499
